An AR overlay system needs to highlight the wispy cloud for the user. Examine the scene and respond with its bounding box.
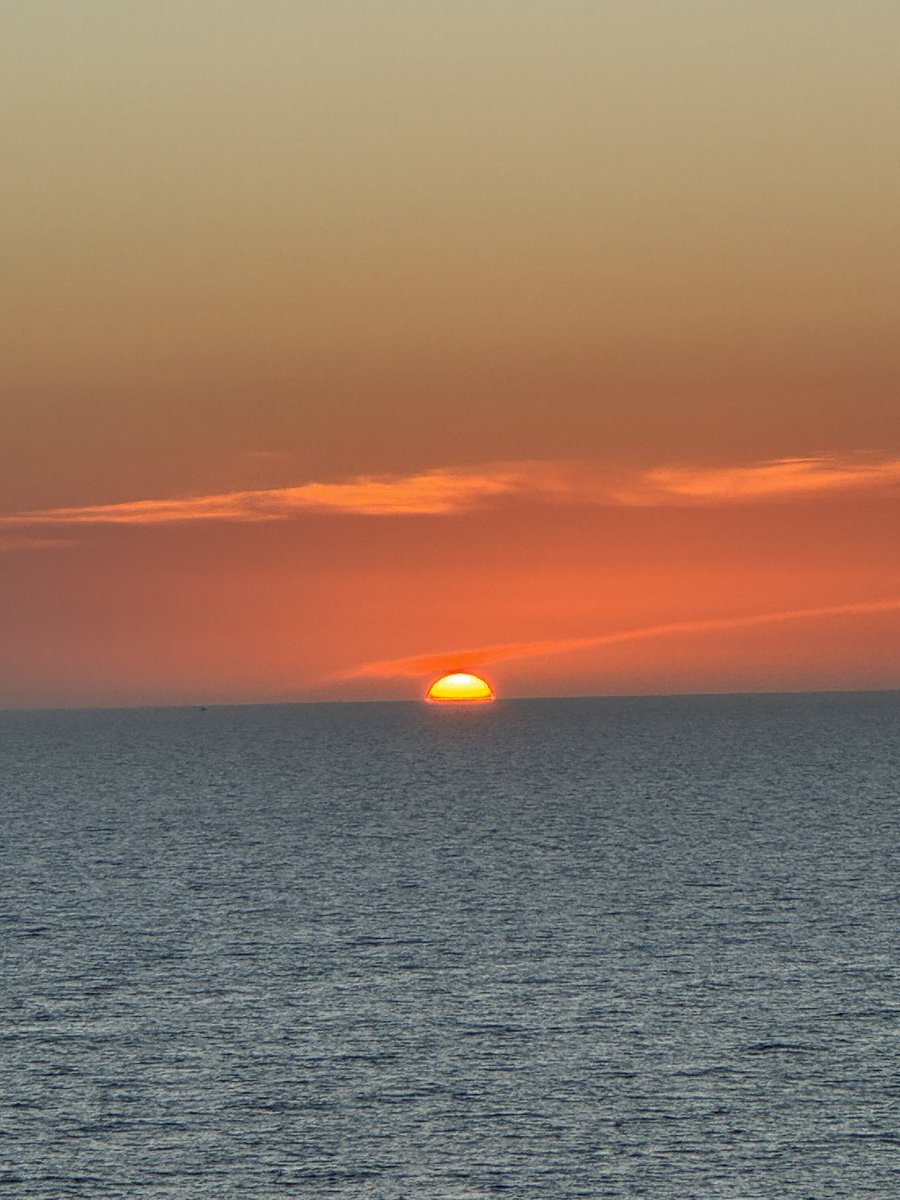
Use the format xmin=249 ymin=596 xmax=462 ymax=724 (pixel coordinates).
xmin=614 ymin=455 xmax=900 ymax=506
xmin=1 ymin=453 xmax=898 ymax=528
xmin=344 ymin=598 xmax=900 ymax=679
xmin=0 ymin=463 xmax=551 ymax=527
xmin=0 ymin=536 xmax=77 ymax=555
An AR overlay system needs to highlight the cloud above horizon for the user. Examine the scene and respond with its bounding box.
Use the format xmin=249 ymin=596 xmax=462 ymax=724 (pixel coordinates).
xmin=1 ymin=454 xmax=899 ymax=528
xmin=0 ymin=535 xmax=77 ymax=555
xmin=343 ymin=598 xmax=900 ymax=680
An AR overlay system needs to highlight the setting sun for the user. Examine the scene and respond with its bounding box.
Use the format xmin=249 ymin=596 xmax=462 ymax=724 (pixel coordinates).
xmin=425 ymin=672 xmax=496 ymax=703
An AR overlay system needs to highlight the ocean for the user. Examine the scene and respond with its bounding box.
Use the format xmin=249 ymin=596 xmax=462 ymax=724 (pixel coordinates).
xmin=3 ymin=692 xmax=899 ymax=1198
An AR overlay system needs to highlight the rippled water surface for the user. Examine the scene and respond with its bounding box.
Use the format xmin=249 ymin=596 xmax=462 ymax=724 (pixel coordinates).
xmin=3 ymin=693 xmax=899 ymax=1197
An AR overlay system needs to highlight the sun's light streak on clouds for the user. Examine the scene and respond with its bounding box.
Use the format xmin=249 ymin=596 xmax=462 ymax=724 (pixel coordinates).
xmin=345 ymin=598 xmax=900 ymax=679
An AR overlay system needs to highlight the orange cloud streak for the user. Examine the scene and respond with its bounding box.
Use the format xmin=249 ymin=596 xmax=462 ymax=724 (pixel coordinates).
xmin=616 ymin=455 xmax=900 ymax=505
xmin=0 ymin=463 xmax=552 ymax=526
xmin=1 ymin=454 xmax=898 ymax=528
xmin=344 ymin=598 xmax=900 ymax=679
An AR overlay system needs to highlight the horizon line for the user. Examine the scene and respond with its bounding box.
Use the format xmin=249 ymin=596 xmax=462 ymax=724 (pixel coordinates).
xmin=4 ymin=681 xmax=900 ymax=716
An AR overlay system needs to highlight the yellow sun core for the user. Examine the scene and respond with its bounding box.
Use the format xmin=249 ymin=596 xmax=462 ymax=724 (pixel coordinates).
xmin=425 ymin=672 xmax=495 ymax=703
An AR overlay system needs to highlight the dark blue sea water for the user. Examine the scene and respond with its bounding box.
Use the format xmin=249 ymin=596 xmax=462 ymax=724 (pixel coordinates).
xmin=2 ymin=692 xmax=899 ymax=1198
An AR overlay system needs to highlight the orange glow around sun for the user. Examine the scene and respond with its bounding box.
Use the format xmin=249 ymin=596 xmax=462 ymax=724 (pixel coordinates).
xmin=425 ymin=672 xmax=496 ymax=703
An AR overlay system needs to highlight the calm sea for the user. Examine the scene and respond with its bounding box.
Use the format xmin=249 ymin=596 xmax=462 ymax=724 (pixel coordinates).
xmin=2 ymin=693 xmax=899 ymax=1198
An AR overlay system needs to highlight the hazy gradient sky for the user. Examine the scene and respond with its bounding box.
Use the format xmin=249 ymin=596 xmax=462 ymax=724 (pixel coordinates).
xmin=2 ymin=1 xmax=899 ymax=707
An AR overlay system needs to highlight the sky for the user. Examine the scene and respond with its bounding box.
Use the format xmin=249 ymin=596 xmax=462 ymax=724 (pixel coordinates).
xmin=2 ymin=0 xmax=899 ymax=708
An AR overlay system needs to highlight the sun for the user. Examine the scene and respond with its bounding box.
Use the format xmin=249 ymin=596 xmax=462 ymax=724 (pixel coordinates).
xmin=425 ymin=671 xmax=495 ymax=703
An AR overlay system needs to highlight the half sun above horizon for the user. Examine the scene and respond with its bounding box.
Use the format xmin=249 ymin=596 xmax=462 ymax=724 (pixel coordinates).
xmin=425 ymin=672 xmax=496 ymax=703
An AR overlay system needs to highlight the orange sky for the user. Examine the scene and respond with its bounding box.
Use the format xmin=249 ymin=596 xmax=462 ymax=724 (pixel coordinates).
xmin=2 ymin=2 xmax=899 ymax=708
